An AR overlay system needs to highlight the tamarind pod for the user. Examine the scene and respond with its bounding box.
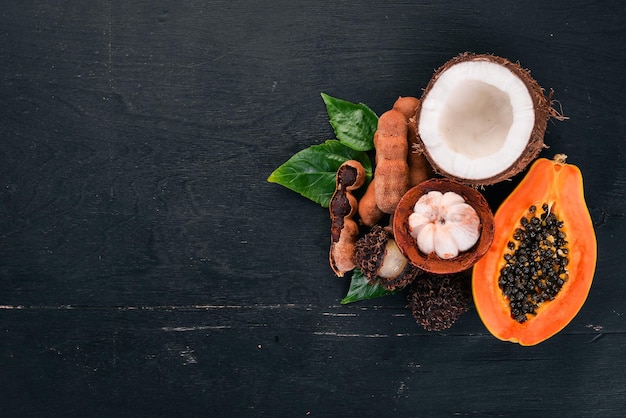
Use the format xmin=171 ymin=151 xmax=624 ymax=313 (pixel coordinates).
xmin=329 ymin=216 xmax=359 ymax=276
xmin=375 ymin=162 xmax=410 ymax=214
xmin=358 ymin=177 xmax=385 ymax=226
xmin=393 ymin=96 xmax=434 ymax=187
xmin=374 ymin=109 xmax=410 ymax=214
xmin=392 ymin=96 xmax=419 ymax=119
xmin=406 ymin=114 xmax=434 ymax=187
xmin=329 ymin=160 xmax=366 ymax=277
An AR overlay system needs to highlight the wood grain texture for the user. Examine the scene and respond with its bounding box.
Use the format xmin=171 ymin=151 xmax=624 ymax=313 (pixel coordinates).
xmin=0 ymin=0 xmax=625 ymax=416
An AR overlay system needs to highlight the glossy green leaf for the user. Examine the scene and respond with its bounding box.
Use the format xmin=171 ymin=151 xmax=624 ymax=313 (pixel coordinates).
xmin=340 ymin=268 xmax=396 ymax=304
xmin=267 ymin=140 xmax=372 ymax=208
xmin=321 ymin=93 xmax=378 ymax=151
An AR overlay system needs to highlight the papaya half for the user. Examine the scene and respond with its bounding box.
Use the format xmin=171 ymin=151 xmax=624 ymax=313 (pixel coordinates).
xmin=472 ymin=155 xmax=596 ymax=346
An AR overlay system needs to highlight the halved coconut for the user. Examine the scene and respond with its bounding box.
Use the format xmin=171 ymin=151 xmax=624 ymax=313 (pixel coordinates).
xmin=414 ymin=53 xmax=559 ymax=185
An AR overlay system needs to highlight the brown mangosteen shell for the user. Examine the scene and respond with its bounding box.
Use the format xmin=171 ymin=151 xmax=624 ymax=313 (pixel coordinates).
xmin=393 ymin=178 xmax=495 ymax=274
xmin=413 ymin=52 xmax=552 ymax=186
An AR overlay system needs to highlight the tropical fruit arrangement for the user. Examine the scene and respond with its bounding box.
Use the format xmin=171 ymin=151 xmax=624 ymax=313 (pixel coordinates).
xmin=268 ymin=53 xmax=596 ymax=345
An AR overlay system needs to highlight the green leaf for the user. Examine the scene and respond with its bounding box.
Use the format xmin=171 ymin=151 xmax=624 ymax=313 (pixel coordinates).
xmin=321 ymin=93 xmax=378 ymax=151
xmin=267 ymin=140 xmax=372 ymax=208
xmin=340 ymin=269 xmax=396 ymax=304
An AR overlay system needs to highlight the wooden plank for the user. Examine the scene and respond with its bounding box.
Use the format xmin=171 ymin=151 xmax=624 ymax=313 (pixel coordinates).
xmin=0 ymin=306 xmax=624 ymax=416
xmin=0 ymin=0 xmax=625 ymax=415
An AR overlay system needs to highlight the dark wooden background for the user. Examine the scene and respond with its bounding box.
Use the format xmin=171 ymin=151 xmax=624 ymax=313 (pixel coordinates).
xmin=1 ymin=1 xmax=625 ymax=416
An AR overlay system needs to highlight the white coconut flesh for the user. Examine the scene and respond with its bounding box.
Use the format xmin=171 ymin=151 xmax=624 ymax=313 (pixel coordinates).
xmin=418 ymin=60 xmax=535 ymax=181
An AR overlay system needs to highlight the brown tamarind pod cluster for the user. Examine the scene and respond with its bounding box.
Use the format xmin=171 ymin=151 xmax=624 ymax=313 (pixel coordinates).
xmin=393 ymin=96 xmax=434 ymax=187
xmin=358 ymin=96 xmax=434 ymax=226
xmin=374 ymin=109 xmax=411 ymax=214
xmin=329 ymin=160 xmax=366 ymax=277
xmin=357 ymin=177 xmax=384 ymax=227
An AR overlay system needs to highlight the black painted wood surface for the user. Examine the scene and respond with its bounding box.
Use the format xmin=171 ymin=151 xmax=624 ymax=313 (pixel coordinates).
xmin=1 ymin=1 xmax=625 ymax=416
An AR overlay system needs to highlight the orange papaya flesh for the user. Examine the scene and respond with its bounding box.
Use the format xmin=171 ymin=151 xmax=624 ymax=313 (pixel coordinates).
xmin=472 ymin=157 xmax=596 ymax=346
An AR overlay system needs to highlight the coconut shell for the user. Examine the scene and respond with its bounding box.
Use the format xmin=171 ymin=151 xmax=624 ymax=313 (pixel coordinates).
xmin=414 ymin=52 xmax=556 ymax=186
